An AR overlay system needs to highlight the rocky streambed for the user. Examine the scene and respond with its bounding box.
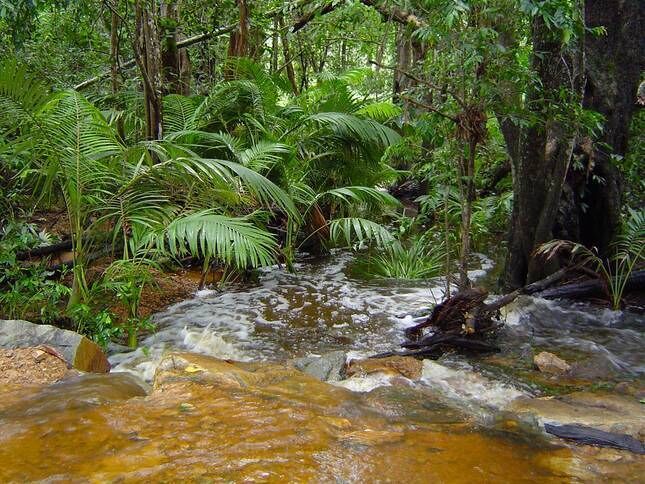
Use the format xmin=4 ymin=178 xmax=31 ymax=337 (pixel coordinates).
xmin=0 ymin=253 xmax=643 ymax=481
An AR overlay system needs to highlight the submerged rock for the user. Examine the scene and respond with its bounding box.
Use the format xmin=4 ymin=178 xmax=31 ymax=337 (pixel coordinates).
xmin=292 ymin=351 xmax=347 ymax=381
xmin=534 ymin=351 xmax=571 ymax=375
xmin=346 ymin=356 xmax=423 ymax=380
xmin=510 ymin=391 xmax=645 ymax=440
xmin=568 ymin=354 xmax=620 ymax=381
xmin=0 ymin=320 xmax=109 ymax=373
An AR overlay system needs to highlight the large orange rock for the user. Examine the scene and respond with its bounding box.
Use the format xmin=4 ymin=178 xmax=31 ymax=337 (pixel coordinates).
xmin=0 ymin=320 xmax=109 ymax=373
xmin=346 ymin=356 xmax=423 ymax=380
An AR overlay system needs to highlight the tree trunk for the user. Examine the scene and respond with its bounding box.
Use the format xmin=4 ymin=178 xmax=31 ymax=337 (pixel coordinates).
xmin=134 ymin=0 xmax=163 ymax=140
xmin=561 ymin=0 xmax=645 ymax=255
xmin=458 ymin=139 xmax=477 ymax=289
xmin=225 ymin=0 xmax=249 ymax=79
xmin=159 ymin=1 xmax=190 ymax=95
xmin=393 ymin=25 xmax=427 ymax=122
xmin=109 ymin=0 xmax=120 ymax=94
xmin=504 ymin=15 xmax=585 ymax=289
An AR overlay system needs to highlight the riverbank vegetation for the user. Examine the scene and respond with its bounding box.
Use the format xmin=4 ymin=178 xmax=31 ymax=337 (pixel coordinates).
xmin=1 ymin=0 xmax=643 ymax=348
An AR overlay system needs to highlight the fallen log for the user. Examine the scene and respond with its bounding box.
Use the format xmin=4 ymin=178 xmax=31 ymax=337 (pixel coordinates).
xmin=378 ymin=265 xmax=644 ymax=361
xmin=537 ymin=269 xmax=645 ymax=300
xmin=385 ymin=269 xmax=574 ymax=360
xmin=16 ymin=240 xmax=73 ymax=260
xmin=544 ymin=423 xmax=645 ymax=454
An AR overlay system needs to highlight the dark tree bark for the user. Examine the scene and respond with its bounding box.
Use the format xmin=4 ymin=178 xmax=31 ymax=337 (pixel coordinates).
xmin=560 ymin=0 xmax=645 ymax=255
xmin=504 ymin=15 xmax=586 ymax=289
xmin=109 ymin=0 xmax=120 ymax=94
xmin=160 ymin=1 xmax=191 ymax=95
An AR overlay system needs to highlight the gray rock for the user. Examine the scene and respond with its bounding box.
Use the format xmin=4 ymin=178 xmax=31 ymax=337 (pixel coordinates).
xmin=293 ymin=351 xmax=347 ymax=381
xmin=0 ymin=319 xmax=109 ymax=372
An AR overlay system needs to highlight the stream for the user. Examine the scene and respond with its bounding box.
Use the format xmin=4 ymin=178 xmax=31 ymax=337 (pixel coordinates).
xmin=1 ymin=252 xmax=643 ymax=481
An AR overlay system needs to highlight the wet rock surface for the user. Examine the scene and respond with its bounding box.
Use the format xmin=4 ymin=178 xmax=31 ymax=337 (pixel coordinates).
xmin=0 ymin=320 xmax=109 ymax=373
xmin=0 ymin=352 xmax=604 ymax=482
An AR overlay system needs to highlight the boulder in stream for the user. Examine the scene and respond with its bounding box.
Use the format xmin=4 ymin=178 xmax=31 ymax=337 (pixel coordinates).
xmin=346 ymin=356 xmax=423 ymax=380
xmin=292 ymin=351 xmax=347 ymax=381
xmin=0 ymin=320 xmax=109 ymax=373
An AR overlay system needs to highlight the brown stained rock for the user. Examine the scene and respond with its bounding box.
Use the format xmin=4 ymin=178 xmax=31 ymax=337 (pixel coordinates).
xmin=534 ymin=351 xmax=571 ymax=375
xmin=346 ymin=356 xmax=423 ymax=380
xmin=0 ymin=347 xmax=70 ymax=385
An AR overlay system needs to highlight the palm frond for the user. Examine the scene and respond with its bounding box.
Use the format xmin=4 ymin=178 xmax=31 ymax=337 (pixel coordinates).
xmin=0 ymin=58 xmax=50 ymax=134
xmin=304 ymin=112 xmax=400 ymax=147
xmin=329 ymin=217 xmax=393 ymax=248
xmin=318 ymin=186 xmax=401 ymax=208
xmin=355 ymin=101 xmax=402 ymax=122
xmin=162 ymin=94 xmax=200 ymax=133
xmin=614 ymin=208 xmax=645 ymax=260
xmin=238 ymin=141 xmax=291 ymax=172
xmin=213 ymin=158 xmax=299 ymax=219
xmin=159 ymin=210 xmax=278 ymax=269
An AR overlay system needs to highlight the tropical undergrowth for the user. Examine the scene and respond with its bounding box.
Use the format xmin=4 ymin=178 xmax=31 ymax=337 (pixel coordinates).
xmin=0 ymin=58 xmax=403 ymax=347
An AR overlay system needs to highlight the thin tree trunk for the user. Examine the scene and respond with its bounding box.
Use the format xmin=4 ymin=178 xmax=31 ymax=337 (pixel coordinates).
xmin=109 ymin=0 xmax=120 ymax=94
xmin=298 ymin=38 xmax=308 ymax=91
xmin=109 ymin=0 xmax=125 ymax=139
xmin=458 ymin=139 xmax=477 ymax=289
xmin=134 ymin=0 xmax=163 ymax=140
xmin=271 ymin=17 xmax=279 ymax=73
xmin=278 ymin=15 xmax=299 ymax=95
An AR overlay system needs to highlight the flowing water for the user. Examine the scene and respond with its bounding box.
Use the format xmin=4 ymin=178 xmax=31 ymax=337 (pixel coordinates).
xmin=1 ymin=252 xmax=643 ymax=481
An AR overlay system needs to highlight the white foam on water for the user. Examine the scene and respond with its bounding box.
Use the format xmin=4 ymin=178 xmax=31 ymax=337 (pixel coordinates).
xmin=421 ymin=360 xmax=525 ymax=411
xmin=332 ymin=373 xmax=396 ymax=393
xmin=109 ymin=251 xmax=493 ymax=381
